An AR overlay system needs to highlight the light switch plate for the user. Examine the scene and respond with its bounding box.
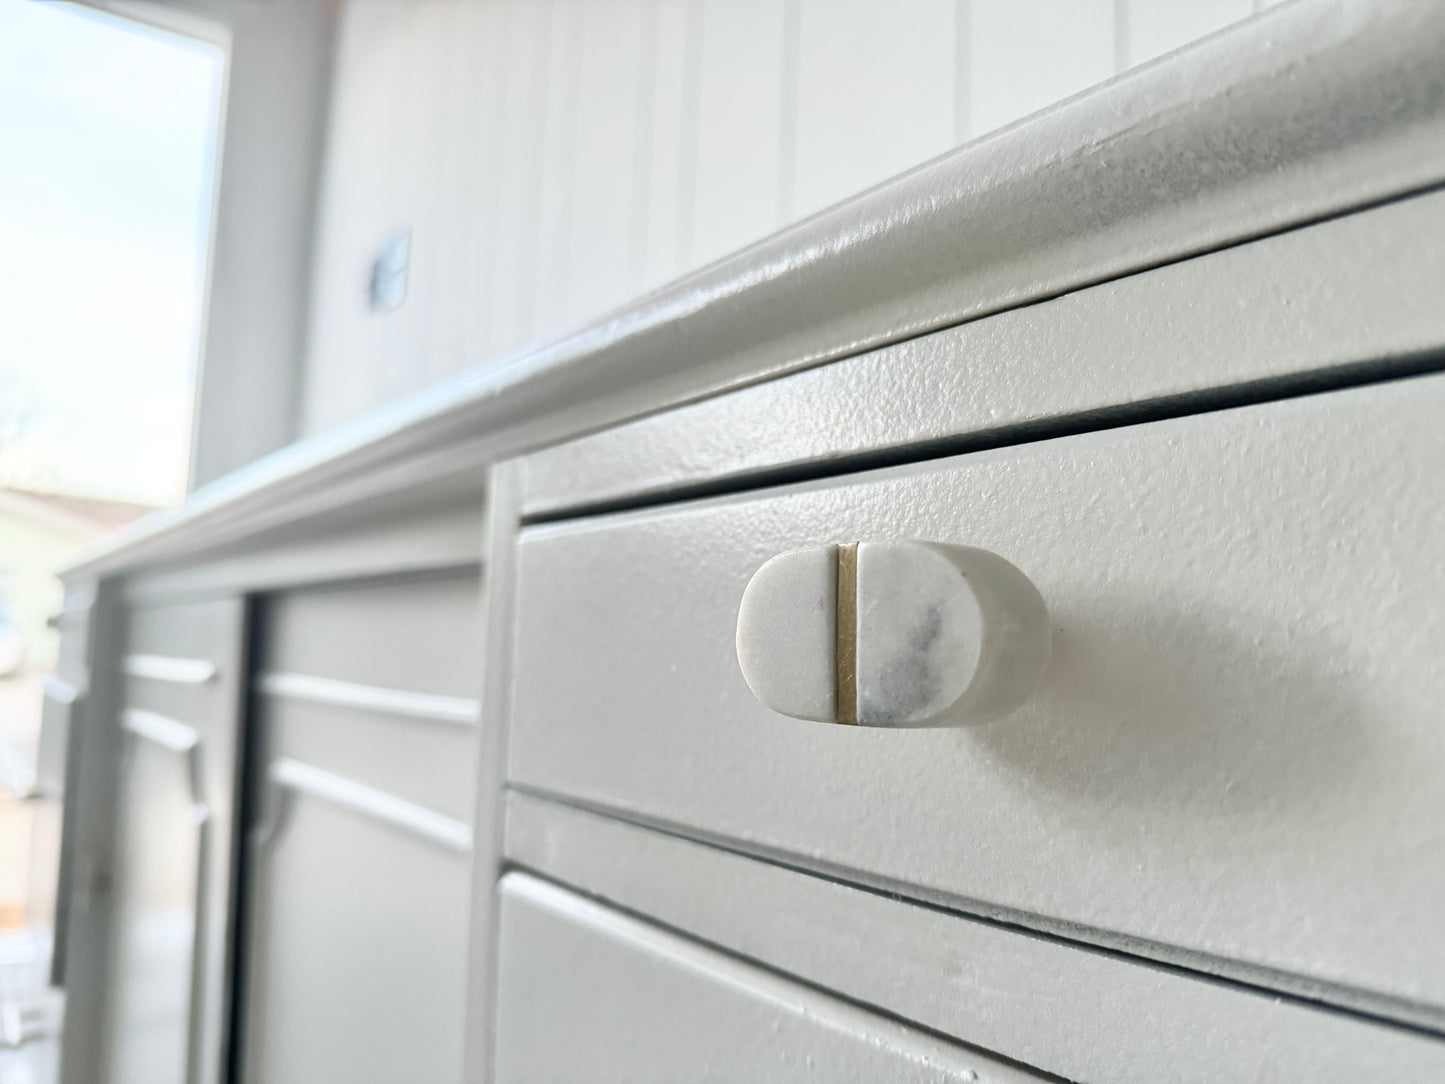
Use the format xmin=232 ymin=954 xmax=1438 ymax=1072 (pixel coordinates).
xmin=368 ymin=229 xmax=410 ymax=312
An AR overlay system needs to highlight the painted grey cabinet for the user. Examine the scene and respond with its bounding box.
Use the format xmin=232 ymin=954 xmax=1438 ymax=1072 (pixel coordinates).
xmin=238 ymin=787 xmax=473 ymax=1084
xmin=505 ymin=791 xmax=1445 ymax=1084
xmin=47 ymin=8 xmax=1445 ymax=1081
xmin=519 ymin=187 xmax=1445 ymax=520
xmin=105 ymin=598 xmax=245 ymax=1084
xmin=237 ymin=573 xmax=481 ymax=1084
xmin=494 ymin=872 xmax=1044 ymax=1084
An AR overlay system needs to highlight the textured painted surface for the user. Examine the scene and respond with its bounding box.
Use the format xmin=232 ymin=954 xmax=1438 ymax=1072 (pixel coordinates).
xmin=302 ymin=0 xmax=1267 ymax=434
xmin=495 ymin=872 xmax=1047 ymax=1082
xmin=522 ymin=185 xmax=1445 ymax=515
xmin=511 ymin=373 xmax=1445 ymax=1020
xmin=507 ymin=793 xmax=1445 ymax=1084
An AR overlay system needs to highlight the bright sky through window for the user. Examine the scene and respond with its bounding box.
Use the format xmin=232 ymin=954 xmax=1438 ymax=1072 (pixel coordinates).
xmin=0 ymin=0 xmax=223 ymax=506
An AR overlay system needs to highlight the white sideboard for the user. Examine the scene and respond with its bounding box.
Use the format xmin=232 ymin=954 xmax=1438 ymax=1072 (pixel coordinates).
xmin=47 ymin=4 xmax=1445 ymax=1081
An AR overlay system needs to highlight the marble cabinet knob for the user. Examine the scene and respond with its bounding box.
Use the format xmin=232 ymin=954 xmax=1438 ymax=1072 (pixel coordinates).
xmin=736 ymin=541 xmax=1050 ymax=727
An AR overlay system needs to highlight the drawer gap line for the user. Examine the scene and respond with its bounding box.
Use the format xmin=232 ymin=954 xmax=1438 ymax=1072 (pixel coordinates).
xmin=506 ymin=782 xmax=1445 ymax=1039
xmin=502 ymin=867 xmax=1080 ymax=1084
xmin=522 ymin=173 xmax=1445 ymax=525
xmin=522 ymin=350 xmax=1445 ymax=527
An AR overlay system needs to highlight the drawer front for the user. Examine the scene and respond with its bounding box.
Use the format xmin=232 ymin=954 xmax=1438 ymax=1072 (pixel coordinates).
xmin=240 ymin=572 xmax=482 ymax=1084
xmin=263 ymin=573 xmax=483 ymax=697
xmin=123 ymin=599 xmax=238 ymax=728
xmin=494 ymin=872 xmax=1043 ymax=1083
xmin=259 ymin=699 xmax=477 ymax=820
xmin=510 ymin=373 xmax=1445 ymax=1019
xmin=255 ymin=572 xmax=483 ymax=818
xmin=521 ymin=188 xmax=1445 ymax=519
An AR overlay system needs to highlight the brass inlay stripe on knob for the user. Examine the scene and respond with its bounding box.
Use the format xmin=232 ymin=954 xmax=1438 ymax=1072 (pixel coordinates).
xmin=835 ymin=543 xmax=858 ymax=725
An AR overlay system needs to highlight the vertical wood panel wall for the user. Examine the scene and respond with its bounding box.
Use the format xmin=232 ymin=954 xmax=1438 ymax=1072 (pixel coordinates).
xmin=301 ymin=0 xmax=1276 ymax=435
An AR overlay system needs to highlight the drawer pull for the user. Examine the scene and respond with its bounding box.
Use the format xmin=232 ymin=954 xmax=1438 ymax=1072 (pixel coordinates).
xmin=736 ymin=542 xmax=1050 ymax=727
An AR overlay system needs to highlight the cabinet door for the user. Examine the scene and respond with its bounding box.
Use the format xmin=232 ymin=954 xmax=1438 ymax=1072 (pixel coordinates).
xmin=495 ymin=872 xmax=1046 ymax=1083
xmin=240 ymin=782 xmax=473 ymax=1084
xmin=238 ymin=573 xmax=481 ymax=1084
xmin=108 ymin=717 xmax=206 ymax=1084
xmin=106 ymin=597 xmax=244 ymax=1084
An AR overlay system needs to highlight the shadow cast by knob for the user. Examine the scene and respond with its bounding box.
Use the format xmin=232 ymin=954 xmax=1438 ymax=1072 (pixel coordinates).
xmin=966 ymin=595 xmax=1375 ymax=823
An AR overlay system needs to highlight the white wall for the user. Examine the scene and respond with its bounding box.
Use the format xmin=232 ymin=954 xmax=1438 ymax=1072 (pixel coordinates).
xmin=188 ymin=0 xmax=336 ymax=484
xmin=301 ymin=0 xmax=1273 ymax=435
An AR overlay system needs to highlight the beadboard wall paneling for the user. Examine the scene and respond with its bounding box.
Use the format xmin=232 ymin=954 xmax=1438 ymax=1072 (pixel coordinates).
xmin=302 ymin=0 xmax=403 ymax=433
xmin=688 ymin=0 xmax=788 ymax=270
xmin=566 ymin=0 xmax=647 ymax=325
xmin=387 ymin=0 xmax=453 ymax=394
xmin=300 ymin=0 xmax=1264 ymax=437
xmin=427 ymin=0 xmax=490 ymax=380
xmin=485 ymin=0 xmax=552 ymax=359
xmin=639 ymin=0 xmax=691 ymax=291
xmin=1123 ymin=0 xmax=1257 ymax=69
xmin=790 ymin=0 xmax=955 ymax=222
xmin=971 ymin=0 xmax=1115 ymax=136
xmin=449 ymin=1 xmax=503 ymax=367
xmin=532 ymin=0 xmax=583 ymax=341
